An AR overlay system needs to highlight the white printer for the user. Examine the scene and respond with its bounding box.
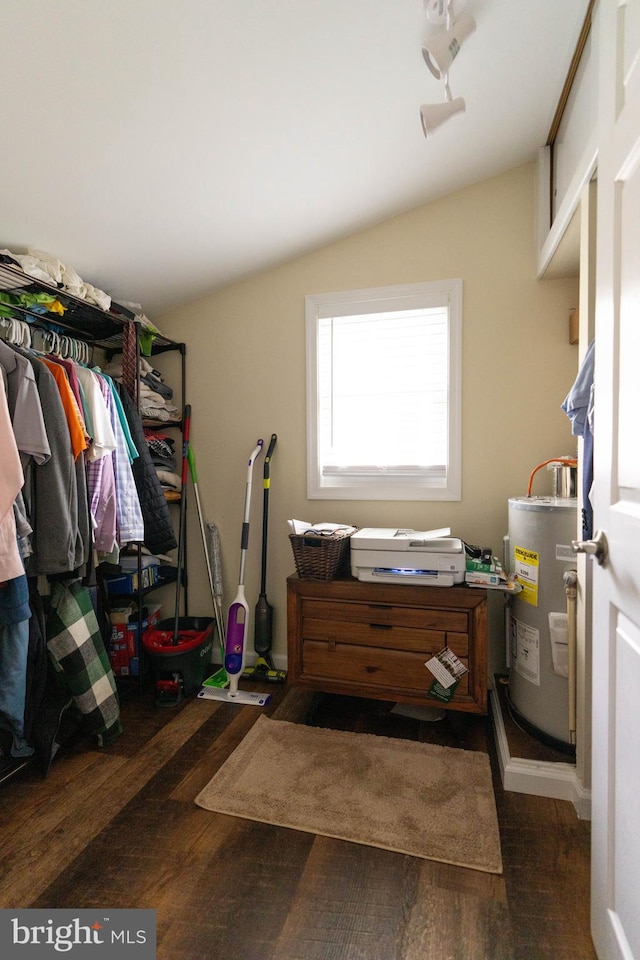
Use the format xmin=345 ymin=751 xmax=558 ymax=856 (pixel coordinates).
xmin=350 ymin=527 xmax=465 ymax=586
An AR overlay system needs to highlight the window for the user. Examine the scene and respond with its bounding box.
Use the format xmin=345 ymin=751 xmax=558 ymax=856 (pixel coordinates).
xmin=306 ymin=279 xmax=462 ymax=501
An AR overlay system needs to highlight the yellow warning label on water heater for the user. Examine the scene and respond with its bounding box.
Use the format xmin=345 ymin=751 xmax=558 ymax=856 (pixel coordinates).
xmin=513 ymin=546 xmax=539 ymax=606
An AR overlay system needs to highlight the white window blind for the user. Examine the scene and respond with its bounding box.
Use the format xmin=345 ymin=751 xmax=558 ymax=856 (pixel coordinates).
xmin=306 ymin=280 xmax=462 ymax=501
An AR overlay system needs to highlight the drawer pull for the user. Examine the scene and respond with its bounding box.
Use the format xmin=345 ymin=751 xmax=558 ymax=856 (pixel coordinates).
xmin=369 ymin=623 xmax=392 ymax=630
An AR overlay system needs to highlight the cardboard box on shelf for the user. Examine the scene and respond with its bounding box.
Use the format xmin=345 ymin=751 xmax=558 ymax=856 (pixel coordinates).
xmin=109 ymin=605 xmax=134 ymax=625
xmin=108 ymin=603 xmax=162 ymax=677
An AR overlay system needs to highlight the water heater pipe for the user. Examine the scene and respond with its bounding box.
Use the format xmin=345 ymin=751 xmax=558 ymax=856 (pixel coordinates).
xmin=563 ymin=569 xmax=578 ymax=745
xmin=526 ymin=457 xmax=577 ymax=497
xmin=502 ymin=534 xmax=511 ymax=667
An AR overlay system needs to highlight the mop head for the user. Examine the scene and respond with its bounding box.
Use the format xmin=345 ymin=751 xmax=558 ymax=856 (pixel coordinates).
xmin=197 ymin=687 xmax=271 ymax=706
xmin=201 ymin=666 xmax=230 ymax=689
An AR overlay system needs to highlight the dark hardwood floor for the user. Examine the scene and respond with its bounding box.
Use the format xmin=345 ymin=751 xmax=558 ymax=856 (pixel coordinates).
xmin=0 ymin=679 xmax=596 ymax=960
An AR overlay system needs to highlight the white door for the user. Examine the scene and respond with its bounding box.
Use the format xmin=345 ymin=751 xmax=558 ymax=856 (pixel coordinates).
xmin=590 ymin=1 xmax=640 ymax=958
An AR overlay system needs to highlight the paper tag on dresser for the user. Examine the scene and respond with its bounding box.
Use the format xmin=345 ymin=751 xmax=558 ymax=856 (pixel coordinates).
xmin=425 ymin=647 xmax=469 ymax=702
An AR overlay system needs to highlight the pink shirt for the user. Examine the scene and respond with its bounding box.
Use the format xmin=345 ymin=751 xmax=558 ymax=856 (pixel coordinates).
xmin=0 ymin=379 xmax=25 ymax=581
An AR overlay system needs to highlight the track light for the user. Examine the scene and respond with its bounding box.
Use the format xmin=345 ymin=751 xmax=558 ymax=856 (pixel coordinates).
xmin=419 ymin=96 xmax=466 ymax=137
xmin=424 ymin=0 xmax=448 ymax=25
xmin=419 ymin=1 xmax=475 ymax=138
xmin=422 ymin=9 xmax=476 ymax=80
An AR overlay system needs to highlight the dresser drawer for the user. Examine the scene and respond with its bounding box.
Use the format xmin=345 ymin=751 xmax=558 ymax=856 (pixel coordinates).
xmin=303 ymin=616 xmax=469 ymax=657
xmin=302 ymin=598 xmax=469 ymax=633
xmin=302 ymin=639 xmax=470 ymax=698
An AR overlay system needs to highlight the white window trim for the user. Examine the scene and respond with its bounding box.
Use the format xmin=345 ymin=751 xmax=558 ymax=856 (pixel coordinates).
xmin=305 ymin=279 xmax=462 ymax=501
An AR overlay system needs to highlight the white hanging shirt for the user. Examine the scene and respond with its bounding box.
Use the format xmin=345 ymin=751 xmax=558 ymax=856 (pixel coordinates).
xmin=73 ymin=365 xmax=117 ymax=462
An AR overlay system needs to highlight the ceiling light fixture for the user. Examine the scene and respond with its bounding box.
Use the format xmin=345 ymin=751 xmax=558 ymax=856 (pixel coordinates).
xmin=421 ymin=9 xmax=476 ymax=79
xmin=424 ymin=0 xmax=449 ymax=25
xmin=419 ymin=1 xmax=476 ymax=138
xmin=420 ymin=96 xmax=466 ymax=137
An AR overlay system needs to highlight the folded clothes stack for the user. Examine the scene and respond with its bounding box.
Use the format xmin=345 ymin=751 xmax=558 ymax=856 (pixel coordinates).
xmin=145 ymin=431 xmax=181 ymax=501
xmin=102 ymin=356 xmax=182 ymax=501
xmin=102 ymin=356 xmax=181 ymax=423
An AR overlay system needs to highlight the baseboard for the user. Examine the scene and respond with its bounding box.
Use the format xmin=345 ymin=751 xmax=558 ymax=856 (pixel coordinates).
xmin=490 ymin=686 xmax=591 ymax=819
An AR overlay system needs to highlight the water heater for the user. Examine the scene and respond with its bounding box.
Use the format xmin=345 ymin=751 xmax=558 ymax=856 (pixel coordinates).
xmin=506 ymin=496 xmax=577 ymax=751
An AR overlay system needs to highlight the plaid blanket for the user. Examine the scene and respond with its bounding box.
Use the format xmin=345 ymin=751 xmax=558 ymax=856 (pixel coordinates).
xmin=46 ymin=580 xmax=122 ymax=747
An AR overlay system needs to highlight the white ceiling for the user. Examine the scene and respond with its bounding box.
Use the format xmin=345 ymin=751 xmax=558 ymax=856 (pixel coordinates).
xmin=1 ymin=1 xmax=590 ymax=318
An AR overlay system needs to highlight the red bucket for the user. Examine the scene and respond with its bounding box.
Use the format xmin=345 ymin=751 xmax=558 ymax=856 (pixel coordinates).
xmin=143 ymin=617 xmax=215 ymax=695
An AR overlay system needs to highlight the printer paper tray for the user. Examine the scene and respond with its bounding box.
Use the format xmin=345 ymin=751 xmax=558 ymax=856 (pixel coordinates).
xmin=355 ymin=568 xmax=462 ymax=586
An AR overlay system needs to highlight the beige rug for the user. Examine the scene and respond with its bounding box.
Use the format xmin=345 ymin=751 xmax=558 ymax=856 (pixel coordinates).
xmin=195 ymin=715 xmax=503 ymax=874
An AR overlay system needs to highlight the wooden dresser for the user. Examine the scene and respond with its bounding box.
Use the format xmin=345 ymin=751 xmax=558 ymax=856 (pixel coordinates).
xmin=286 ymin=576 xmax=488 ymax=714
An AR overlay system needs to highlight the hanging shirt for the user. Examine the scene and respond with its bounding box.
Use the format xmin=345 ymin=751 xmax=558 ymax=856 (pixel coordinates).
xmin=45 ymin=356 xmax=91 ymax=452
xmin=0 ymin=339 xmax=50 ymax=467
xmin=562 ymin=340 xmax=595 ymax=539
xmin=562 ymin=340 xmax=594 ymax=437
xmin=40 ymin=358 xmax=89 ymax=460
xmin=101 ymin=374 xmax=144 ymax=546
xmin=0 ymin=377 xmax=25 ymax=581
xmin=107 ymin=376 xmax=138 ymax=462
xmin=23 ymin=356 xmax=81 ymax=576
xmin=0 ymin=378 xmax=32 ymax=758
xmin=86 ymin=373 xmax=118 ymax=554
xmin=53 ymin=356 xmax=84 ymax=410
xmin=73 ymin=364 xmax=117 ymax=462
xmin=72 ymin=365 xmax=119 ymax=553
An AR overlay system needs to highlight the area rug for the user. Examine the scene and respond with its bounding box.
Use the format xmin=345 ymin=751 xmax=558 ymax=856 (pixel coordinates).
xmin=195 ymin=715 xmax=503 ymax=874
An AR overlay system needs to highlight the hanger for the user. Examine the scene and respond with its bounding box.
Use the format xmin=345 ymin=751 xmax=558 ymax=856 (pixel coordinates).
xmin=41 ymin=328 xmax=60 ymax=355
xmin=41 ymin=329 xmax=92 ymax=365
xmin=2 ymin=314 xmax=94 ymax=366
xmin=0 ymin=316 xmax=32 ymax=348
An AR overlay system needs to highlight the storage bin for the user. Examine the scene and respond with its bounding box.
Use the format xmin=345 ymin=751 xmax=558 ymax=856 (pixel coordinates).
xmin=289 ymin=530 xmax=355 ymax=581
xmin=104 ymin=562 xmax=159 ymax=595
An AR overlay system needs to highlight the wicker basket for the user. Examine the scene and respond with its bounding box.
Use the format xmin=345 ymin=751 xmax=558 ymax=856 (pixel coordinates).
xmin=289 ymin=530 xmax=355 ymax=581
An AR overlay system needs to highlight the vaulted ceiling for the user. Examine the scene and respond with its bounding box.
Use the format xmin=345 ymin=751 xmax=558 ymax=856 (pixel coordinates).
xmin=1 ymin=1 xmax=590 ymax=317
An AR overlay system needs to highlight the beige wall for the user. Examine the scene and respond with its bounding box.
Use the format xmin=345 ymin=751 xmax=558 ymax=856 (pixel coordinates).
xmin=155 ymin=161 xmax=579 ymax=672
